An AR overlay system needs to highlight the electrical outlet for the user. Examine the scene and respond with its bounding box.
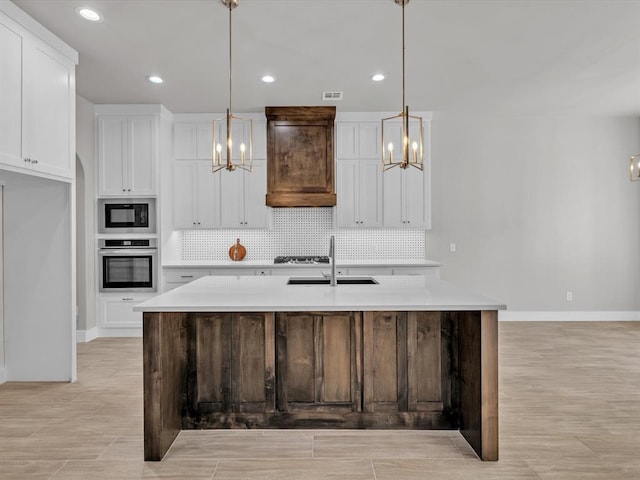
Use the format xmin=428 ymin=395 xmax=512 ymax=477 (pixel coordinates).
xmin=449 ymin=243 xmax=456 ymax=253
xmin=566 ymin=291 xmax=573 ymax=301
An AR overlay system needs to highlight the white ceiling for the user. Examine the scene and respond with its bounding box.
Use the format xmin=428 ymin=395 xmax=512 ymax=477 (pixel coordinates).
xmin=12 ymin=0 xmax=640 ymax=116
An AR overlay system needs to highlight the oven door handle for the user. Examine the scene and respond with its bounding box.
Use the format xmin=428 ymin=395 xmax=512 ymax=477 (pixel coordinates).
xmin=98 ymin=249 xmax=158 ymax=256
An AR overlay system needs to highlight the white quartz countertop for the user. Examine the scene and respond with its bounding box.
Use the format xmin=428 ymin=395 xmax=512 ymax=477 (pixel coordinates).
xmin=134 ymin=275 xmax=505 ymax=312
xmin=162 ymin=259 xmax=442 ymax=268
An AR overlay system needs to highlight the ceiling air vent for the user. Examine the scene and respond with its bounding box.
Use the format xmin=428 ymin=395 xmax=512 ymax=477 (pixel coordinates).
xmin=322 ymin=91 xmax=343 ymax=101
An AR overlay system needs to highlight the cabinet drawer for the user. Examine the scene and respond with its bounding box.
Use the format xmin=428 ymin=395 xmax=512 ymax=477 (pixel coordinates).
xmin=164 ymin=269 xmax=210 ymax=284
xmin=393 ymin=267 xmax=440 ymax=279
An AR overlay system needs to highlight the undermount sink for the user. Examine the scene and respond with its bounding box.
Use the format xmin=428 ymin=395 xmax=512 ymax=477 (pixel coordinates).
xmin=287 ymin=277 xmax=379 ymax=285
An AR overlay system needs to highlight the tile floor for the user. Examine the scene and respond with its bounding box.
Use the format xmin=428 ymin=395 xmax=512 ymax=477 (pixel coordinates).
xmin=0 ymin=321 xmax=638 ymax=479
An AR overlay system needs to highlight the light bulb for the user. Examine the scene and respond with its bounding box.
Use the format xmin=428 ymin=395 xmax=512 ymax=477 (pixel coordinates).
xmin=216 ymin=143 xmax=222 ymax=153
xmin=240 ymin=143 xmax=246 ymax=153
xmin=387 ymin=142 xmax=394 ymax=152
xmin=412 ymin=142 xmax=418 ymax=152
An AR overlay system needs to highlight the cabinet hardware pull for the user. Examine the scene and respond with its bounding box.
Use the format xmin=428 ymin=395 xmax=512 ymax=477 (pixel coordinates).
xmin=180 ymin=275 xmax=194 ymax=278
xmin=24 ymin=158 xmax=31 ymax=162
xmin=32 ymin=159 xmax=38 ymax=164
xmin=122 ymin=297 xmax=134 ymax=301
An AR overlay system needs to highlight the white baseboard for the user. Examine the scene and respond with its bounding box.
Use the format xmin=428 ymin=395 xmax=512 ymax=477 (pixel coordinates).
xmin=0 ymin=367 xmax=6 ymax=385
xmin=76 ymin=327 xmax=99 ymax=343
xmin=499 ymin=311 xmax=640 ymax=321
xmin=97 ymin=327 xmax=142 ymax=338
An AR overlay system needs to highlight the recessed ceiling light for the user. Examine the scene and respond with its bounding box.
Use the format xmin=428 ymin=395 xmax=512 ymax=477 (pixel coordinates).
xmin=76 ymin=7 xmax=102 ymax=22
xmin=147 ymin=75 xmax=164 ymax=84
xmin=372 ymin=73 xmax=385 ymax=82
xmin=262 ymin=75 xmax=275 ymax=83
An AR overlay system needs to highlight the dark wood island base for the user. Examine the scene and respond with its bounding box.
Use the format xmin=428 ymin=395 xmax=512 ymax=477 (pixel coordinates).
xmin=143 ymin=310 xmax=498 ymax=461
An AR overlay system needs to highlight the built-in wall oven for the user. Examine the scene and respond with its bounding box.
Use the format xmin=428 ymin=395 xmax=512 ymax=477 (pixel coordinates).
xmin=98 ymin=239 xmax=158 ymax=292
xmin=98 ymin=198 xmax=156 ymax=234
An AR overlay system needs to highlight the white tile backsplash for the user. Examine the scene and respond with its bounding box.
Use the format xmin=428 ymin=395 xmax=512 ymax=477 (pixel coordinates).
xmin=181 ymin=208 xmax=424 ymax=261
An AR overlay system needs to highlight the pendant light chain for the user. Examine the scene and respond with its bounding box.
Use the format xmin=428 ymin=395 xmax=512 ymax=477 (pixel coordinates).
xmin=228 ymin=1 xmax=232 ymax=114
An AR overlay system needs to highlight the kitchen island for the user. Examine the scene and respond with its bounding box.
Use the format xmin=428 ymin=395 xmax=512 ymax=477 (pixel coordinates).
xmin=135 ymin=275 xmax=505 ymax=462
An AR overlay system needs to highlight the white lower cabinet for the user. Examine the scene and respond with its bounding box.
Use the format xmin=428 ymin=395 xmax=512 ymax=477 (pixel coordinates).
xmin=98 ymin=294 xmax=155 ymax=331
xmin=164 ymin=268 xmax=211 ymax=291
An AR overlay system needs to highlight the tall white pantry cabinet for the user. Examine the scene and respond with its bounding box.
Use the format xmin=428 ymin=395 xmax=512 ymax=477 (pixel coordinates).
xmin=0 ymin=1 xmax=78 ymax=383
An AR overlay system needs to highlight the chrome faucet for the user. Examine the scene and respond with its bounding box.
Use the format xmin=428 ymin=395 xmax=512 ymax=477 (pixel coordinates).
xmin=329 ymin=235 xmax=337 ymax=286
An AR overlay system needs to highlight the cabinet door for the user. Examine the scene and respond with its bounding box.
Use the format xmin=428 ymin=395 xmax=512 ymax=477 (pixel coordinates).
xmin=406 ymin=312 xmax=443 ymax=412
xmin=173 ymin=122 xmax=197 ymax=159
xmin=196 ymin=121 xmax=213 ymax=160
xmin=363 ymin=311 xmax=407 ymax=412
xmin=403 ymin=168 xmax=428 ymax=228
xmin=276 ymin=312 xmax=361 ymax=413
xmin=22 ymin=38 xmax=72 ymax=178
xmin=336 ymin=122 xmax=358 ymax=159
xmin=219 ymin=169 xmax=245 ymax=227
xmin=173 ymin=162 xmax=197 ymax=229
xmin=98 ymin=116 xmax=128 ymax=195
xmin=128 ymin=116 xmax=156 ymax=195
xmin=252 ymin=119 xmax=267 ymax=159
xmin=243 ymin=160 xmax=268 ymax=228
xmin=358 ymin=159 xmax=382 ymax=227
xmin=382 ymin=166 xmax=404 ymax=227
xmin=196 ymin=161 xmax=221 ymax=228
xmin=336 ymin=160 xmax=358 ymax=227
xmin=359 ymin=122 xmax=380 ymax=158
xmin=99 ymin=296 xmax=145 ymax=328
xmin=189 ymin=312 xmax=275 ymax=416
xmin=0 ymin=19 xmax=23 ymax=168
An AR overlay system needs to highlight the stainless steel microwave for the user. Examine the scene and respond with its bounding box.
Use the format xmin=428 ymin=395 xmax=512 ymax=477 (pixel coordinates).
xmin=98 ymin=198 xmax=156 ymax=234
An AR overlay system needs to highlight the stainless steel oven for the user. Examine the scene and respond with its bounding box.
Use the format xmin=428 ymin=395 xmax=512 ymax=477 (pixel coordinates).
xmin=98 ymin=239 xmax=158 ymax=292
xmin=98 ymin=198 xmax=156 ymax=234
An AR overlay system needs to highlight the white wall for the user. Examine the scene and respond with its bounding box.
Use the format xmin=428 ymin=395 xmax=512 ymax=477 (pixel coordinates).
xmin=427 ymin=114 xmax=640 ymax=311
xmin=76 ymin=95 xmax=96 ymax=336
xmin=0 ymin=183 xmax=4 ymax=383
xmin=3 ymin=171 xmax=74 ymax=380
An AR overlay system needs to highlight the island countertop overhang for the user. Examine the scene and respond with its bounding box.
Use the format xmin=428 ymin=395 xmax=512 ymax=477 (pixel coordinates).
xmin=134 ymin=275 xmax=506 ymax=313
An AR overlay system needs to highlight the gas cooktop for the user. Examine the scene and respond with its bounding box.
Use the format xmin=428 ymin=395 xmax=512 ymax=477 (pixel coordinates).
xmin=274 ymin=255 xmax=330 ymax=265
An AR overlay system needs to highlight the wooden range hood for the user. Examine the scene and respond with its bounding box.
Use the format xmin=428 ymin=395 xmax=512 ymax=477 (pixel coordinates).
xmin=265 ymin=106 xmax=336 ymax=207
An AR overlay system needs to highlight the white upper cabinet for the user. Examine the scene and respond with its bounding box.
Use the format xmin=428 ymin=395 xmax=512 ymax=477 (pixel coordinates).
xmin=335 ymin=121 xmax=383 ymax=228
xmin=174 ymin=121 xmax=214 ymax=160
xmin=98 ymin=113 xmax=157 ymax=196
xmin=174 ymin=116 xmax=266 ymax=162
xmin=173 ymin=160 xmax=220 ymax=229
xmin=22 ymin=39 xmax=73 ymax=178
xmin=219 ymin=159 xmax=268 ymax=228
xmin=0 ymin=9 xmax=76 ymax=180
xmin=0 ymin=20 xmax=22 ymax=169
xmin=382 ymin=164 xmax=430 ymax=228
xmin=336 ymin=114 xmax=430 ymax=230
xmin=336 ymin=159 xmax=382 ymax=228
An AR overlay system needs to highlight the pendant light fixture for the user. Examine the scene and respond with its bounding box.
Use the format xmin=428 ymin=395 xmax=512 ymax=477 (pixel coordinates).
xmin=630 ymin=155 xmax=640 ymax=182
xmin=382 ymin=0 xmax=424 ymax=172
xmin=212 ymin=0 xmax=253 ymax=173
